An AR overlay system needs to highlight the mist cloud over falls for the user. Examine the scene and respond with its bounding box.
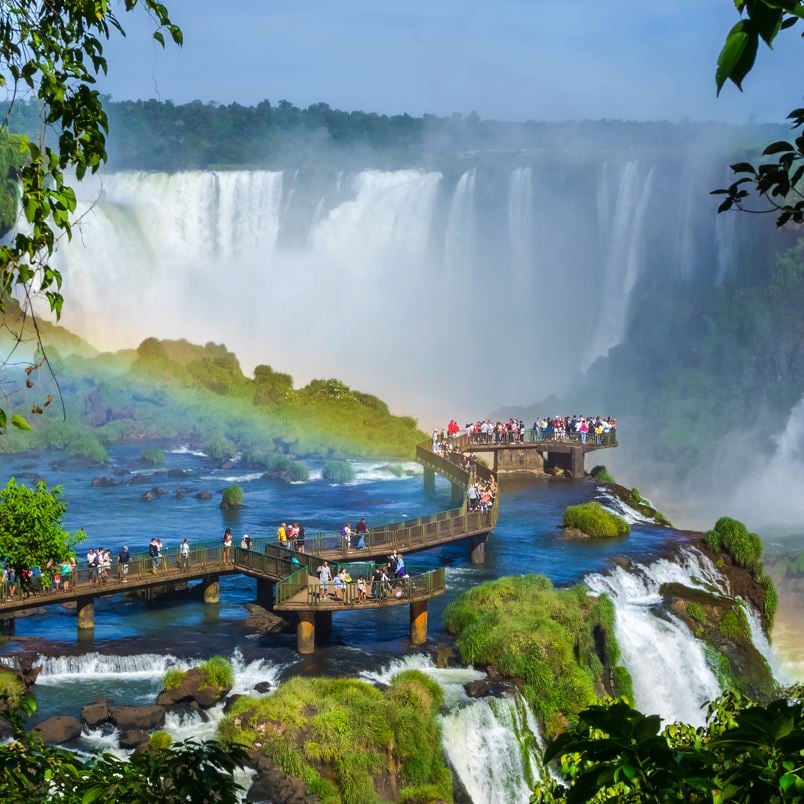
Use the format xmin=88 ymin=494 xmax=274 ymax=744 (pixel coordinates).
xmin=53 ymin=152 xmax=758 ymax=425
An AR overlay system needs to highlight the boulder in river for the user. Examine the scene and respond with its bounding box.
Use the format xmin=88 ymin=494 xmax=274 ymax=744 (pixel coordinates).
xmin=109 ymin=704 xmax=165 ymax=730
xmin=244 ymin=603 xmax=291 ymax=635
xmin=91 ymin=476 xmax=119 ymax=488
xmin=118 ymin=729 xmax=150 ymax=750
xmin=140 ymin=487 xmax=166 ymax=502
xmin=194 ymin=490 xmax=213 ymax=500
xmin=33 ymin=715 xmax=82 ymax=744
xmin=156 ymin=667 xmax=231 ymax=709
xmin=81 ymin=697 xmax=111 ymax=729
xmin=463 ymin=679 xmax=517 ymax=699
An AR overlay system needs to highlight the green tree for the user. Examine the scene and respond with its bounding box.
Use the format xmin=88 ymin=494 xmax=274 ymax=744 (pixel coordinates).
xmin=0 ymin=477 xmax=84 ymax=572
xmin=533 ymin=687 xmax=804 ymax=803
xmin=713 ymin=1 xmax=804 ymax=226
xmin=0 ymin=1 xmax=182 ymax=434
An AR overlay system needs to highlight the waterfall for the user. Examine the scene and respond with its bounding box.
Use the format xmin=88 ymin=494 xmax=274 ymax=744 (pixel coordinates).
xmin=508 ymin=167 xmax=535 ymax=279
xmin=584 ymin=161 xmax=655 ymax=368
xmin=42 ymin=155 xmax=751 ymax=420
xmin=441 ymin=695 xmax=545 ymax=804
xmin=585 ymin=548 xmax=726 ymax=726
xmin=34 ymin=652 xmax=188 ymax=682
xmin=444 ymin=169 xmax=477 ymax=277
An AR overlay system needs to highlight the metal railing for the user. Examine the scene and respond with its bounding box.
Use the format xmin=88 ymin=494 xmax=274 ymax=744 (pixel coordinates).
xmin=275 ymin=567 xmax=309 ymax=605
xmin=452 ymin=428 xmax=618 ymax=447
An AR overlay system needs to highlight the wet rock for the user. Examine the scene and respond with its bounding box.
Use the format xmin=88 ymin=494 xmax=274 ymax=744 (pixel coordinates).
xmin=463 ymin=679 xmax=516 ymax=699
xmin=247 ymin=752 xmax=316 ymax=803
xmin=91 ymin=476 xmax=119 ymax=488
xmin=118 ymin=729 xmax=150 ymax=750
xmin=195 ymin=491 xmax=213 ymax=500
xmin=141 ymin=487 xmax=166 ymax=502
xmin=168 ymin=468 xmax=194 ymax=478
xmin=33 ymin=715 xmax=82 ymax=744
xmin=253 ymin=682 xmax=273 ymax=694
xmin=561 ymin=527 xmax=590 ymax=540
xmin=156 ymin=668 xmax=230 ymax=709
xmin=244 ymin=603 xmax=291 ymax=635
xmin=223 ymin=694 xmax=244 ymax=714
xmin=110 ymin=705 xmax=165 ymax=731
xmin=174 ymin=486 xmax=193 ymax=500
xmin=127 ymin=473 xmax=152 ymax=485
xmin=81 ymin=698 xmax=111 ymax=729
xmin=221 ymin=460 xmax=236 ymax=470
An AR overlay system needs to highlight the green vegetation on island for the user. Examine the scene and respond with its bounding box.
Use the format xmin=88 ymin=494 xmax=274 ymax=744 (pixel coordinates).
xmin=443 ymin=575 xmax=632 ymax=737
xmin=0 ymin=315 xmax=425 ymax=467
xmin=563 ymin=502 xmax=630 ymax=539
xmin=321 ymin=460 xmax=356 ymax=484
xmin=703 ymin=516 xmax=777 ymax=629
xmin=218 ymin=671 xmax=452 ymax=804
xmin=220 ymin=486 xmax=244 ymax=510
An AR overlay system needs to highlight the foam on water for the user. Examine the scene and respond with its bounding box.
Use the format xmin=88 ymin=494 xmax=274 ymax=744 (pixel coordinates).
xmin=167 ymin=445 xmax=208 ymax=457
xmin=585 ymin=548 xmax=726 ymax=726
xmin=199 ymin=472 xmax=263 ymax=483
xmin=35 ymin=652 xmax=189 ymax=682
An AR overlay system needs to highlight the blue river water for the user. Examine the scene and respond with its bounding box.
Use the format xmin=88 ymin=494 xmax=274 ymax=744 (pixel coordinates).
xmin=2 ymin=441 xmax=685 ymax=655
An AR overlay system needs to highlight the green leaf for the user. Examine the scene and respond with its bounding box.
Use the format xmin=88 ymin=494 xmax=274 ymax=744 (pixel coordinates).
xmin=11 ymin=413 xmax=32 ymax=431
xmin=716 ymin=22 xmax=759 ymax=93
xmin=763 ymin=140 xmax=796 ymax=155
xmin=0 ymin=408 xmax=6 ymax=430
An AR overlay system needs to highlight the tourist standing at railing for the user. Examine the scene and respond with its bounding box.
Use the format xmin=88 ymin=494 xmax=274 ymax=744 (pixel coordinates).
xmin=118 ymin=546 xmax=131 ymax=582
xmin=355 ymin=518 xmax=368 ymax=550
xmin=222 ymin=530 xmax=233 ymax=563
xmin=341 ymin=522 xmax=352 ymax=552
xmin=395 ymin=552 xmax=406 ymax=577
xmin=276 ymin=522 xmax=287 ymax=549
xmin=178 ymin=538 xmax=190 ymax=571
xmin=296 ymin=523 xmax=306 ymax=553
xmin=317 ymin=560 xmax=332 ymax=598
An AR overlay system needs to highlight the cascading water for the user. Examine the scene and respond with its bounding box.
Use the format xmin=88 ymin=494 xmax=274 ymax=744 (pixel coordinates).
xmin=585 ymin=548 xmax=726 ymax=726
xmin=44 ymin=150 xmax=756 ymax=420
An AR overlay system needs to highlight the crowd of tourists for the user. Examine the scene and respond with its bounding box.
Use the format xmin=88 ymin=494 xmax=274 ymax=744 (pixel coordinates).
xmin=313 ymin=548 xmax=410 ymax=603
xmin=433 ymin=415 xmax=617 ymax=448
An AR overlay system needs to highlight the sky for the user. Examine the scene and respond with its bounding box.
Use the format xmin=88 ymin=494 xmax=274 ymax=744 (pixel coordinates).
xmin=99 ymin=0 xmax=801 ymax=123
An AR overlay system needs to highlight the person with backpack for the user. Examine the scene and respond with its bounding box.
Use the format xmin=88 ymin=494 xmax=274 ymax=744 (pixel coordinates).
xmin=148 ymin=538 xmax=160 ymax=573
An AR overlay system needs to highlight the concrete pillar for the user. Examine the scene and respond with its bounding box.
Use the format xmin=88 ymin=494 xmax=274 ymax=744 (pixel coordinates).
xmin=450 ymin=481 xmax=463 ymax=507
xmin=570 ymin=447 xmax=584 ymax=479
xmin=256 ymin=578 xmax=275 ymax=609
xmin=297 ymin=611 xmax=316 ymax=654
xmin=315 ymin=610 xmax=332 ymax=639
xmin=423 ymin=466 xmax=435 ymax=495
xmin=469 ymin=534 xmax=487 ymax=565
xmin=202 ymin=575 xmax=220 ymax=604
xmin=409 ymin=600 xmax=428 ymax=645
xmin=76 ymin=596 xmax=95 ymax=631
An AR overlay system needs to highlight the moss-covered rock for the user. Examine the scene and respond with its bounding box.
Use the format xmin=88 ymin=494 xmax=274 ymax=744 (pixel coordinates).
xmin=321 ymin=460 xmax=355 ymax=484
xmin=220 ymin=485 xmax=244 ymax=509
xmin=562 ymin=501 xmax=630 ymax=539
xmin=218 ymin=672 xmax=451 ymax=804
xmin=661 ymin=582 xmax=777 ymax=701
xmin=443 ymin=575 xmax=632 ymax=737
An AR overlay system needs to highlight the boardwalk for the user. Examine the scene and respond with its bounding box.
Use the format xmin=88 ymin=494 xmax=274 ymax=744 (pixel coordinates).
xmin=0 ymin=437 xmax=500 ymax=652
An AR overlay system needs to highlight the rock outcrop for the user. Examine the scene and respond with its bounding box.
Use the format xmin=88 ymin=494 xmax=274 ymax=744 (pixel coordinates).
xmin=109 ymin=704 xmax=165 ymax=731
xmin=156 ymin=668 xmax=231 ymax=709
xmin=33 ymin=715 xmax=82 ymax=744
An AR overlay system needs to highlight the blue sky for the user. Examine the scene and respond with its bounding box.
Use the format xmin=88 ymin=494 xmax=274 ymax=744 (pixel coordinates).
xmin=101 ymin=0 xmax=801 ymax=122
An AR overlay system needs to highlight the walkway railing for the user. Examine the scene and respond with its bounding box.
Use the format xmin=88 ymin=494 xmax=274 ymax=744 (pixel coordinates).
xmin=275 ymin=566 xmax=446 ymax=608
xmin=452 ymin=428 xmax=618 ymax=447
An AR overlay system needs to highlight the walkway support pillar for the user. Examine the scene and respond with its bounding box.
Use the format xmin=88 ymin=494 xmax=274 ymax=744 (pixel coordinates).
xmin=409 ymin=600 xmax=428 ymax=645
xmin=76 ymin=596 xmax=95 ymax=631
xmin=202 ymin=575 xmax=220 ymax=604
xmin=256 ymin=578 xmax=275 ymax=609
xmin=570 ymin=447 xmax=584 ymax=479
xmin=315 ymin=611 xmax=332 ymax=639
xmin=423 ymin=466 xmax=435 ymax=495
xmin=469 ymin=533 xmax=487 ymax=565
xmin=297 ymin=611 xmax=316 ymax=654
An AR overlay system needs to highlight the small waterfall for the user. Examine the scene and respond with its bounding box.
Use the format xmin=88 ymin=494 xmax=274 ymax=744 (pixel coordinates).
xmin=743 ymin=602 xmax=786 ymax=684
xmin=35 ymin=652 xmax=188 ymax=682
xmin=441 ymin=695 xmax=544 ymax=804
xmin=507 ymin=166 xmax=535 ymax=279
xmin=585 ymin=549 xmax=726 ymax=726
xmin=444 ymin=169 xmax=477 ymax=276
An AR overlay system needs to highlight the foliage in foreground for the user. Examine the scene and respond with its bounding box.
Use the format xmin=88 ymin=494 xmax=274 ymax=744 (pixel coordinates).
xmin=218 ymin=671 xmax=451 ymax=804
xmin=0 ymin=478 xmax=84 ymax=573
xmin=0 ymin=696 xmax=248 ymax=803
xmin=563 ymin=502 xmax=630 ymax=539
xmin=443 ymin=575 xmax=632 ymax=736
xmin=533 ymin=686 xmax=804 ymax=803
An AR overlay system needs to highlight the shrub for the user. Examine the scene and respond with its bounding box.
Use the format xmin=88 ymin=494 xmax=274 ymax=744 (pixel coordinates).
xmin=148 ymin=730 xmax=173 ymax=750
xmin=141 ymin=448 xmax=165 ymax=465
xmin=759 ymin=575 xmax=778 ymax=630
xmin=199 ymin=656 xmax=234 ymax=690
xmin=719 ymin=606 xmax=749 ymax=642
xmin=202 ymin=434 xmax=238 ymax=461
xmin=590 ymin=465 xmax=615 ymax=484
xmin=322 ymin=460 xmax=354 ymax=484
xmin=703 ymin=516 xmax=764 ymax=577
xmin=163 ymin=668 xmax=185 ymax=691
xmin=563 ymin=502 xmax=630 ymax=538
xmin=220 ymin=485 xmax=244 ymax=509
xmin=686 ymin=602 xmax=707 ymax=625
